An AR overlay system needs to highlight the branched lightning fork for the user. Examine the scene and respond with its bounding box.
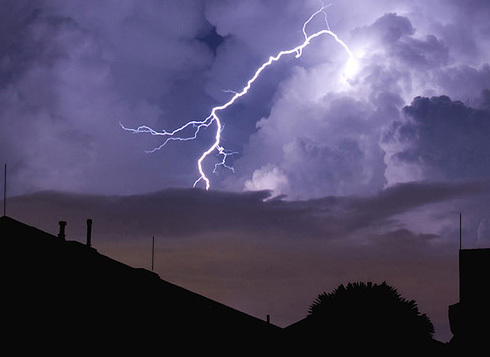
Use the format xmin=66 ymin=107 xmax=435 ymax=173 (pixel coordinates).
xmin=121 ymin=3 xmax=354 ymax=190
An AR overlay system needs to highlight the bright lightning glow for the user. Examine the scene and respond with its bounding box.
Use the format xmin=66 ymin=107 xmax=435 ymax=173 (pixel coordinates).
xmin=344 ymin=56 xmax=360 ymax=78
xmin=121 ymin=4 xmax=354 ymax=190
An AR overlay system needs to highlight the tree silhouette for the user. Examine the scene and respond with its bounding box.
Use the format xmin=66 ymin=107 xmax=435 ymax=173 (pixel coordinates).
xmin=290 ymin=282 xmax=435 ymax=353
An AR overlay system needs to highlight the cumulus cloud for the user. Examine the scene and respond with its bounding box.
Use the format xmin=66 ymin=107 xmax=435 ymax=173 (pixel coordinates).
xmin=244 ymin=164 xmax=290 ymax=197
xmin=1 ymin=0 xmax=489 ymax=199
xmin=0 ymin=0 xmax=217 ymax=195
xmin=382 ymin=95 xmax=490 ymax=184
xmin=230 ymin=3 xmax=490 ymax=199
xmin=232 ymin=12 xmax=426 ymax=198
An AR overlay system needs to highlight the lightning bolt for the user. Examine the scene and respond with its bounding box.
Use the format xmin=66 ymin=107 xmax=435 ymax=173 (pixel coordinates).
xmin=121 ymin=3 xmax=354 ymax=190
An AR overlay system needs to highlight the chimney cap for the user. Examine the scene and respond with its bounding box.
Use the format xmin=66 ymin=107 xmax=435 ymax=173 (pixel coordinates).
xmin=58 ymin=220 xmax=67 ymax=240
xmin=86 ymin=218 xmax=92 ymax=247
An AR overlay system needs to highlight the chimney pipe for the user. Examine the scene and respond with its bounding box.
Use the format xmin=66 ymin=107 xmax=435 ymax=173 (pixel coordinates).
xmin=58 ymin=221 xmax=66 ymax=240
xmin=86 ymin=219 xmax=92 ymax=247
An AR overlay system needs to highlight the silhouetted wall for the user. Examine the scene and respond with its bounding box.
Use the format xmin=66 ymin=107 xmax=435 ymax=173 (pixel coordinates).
xmin=1 ymin=216 xmax=281 ymax=355
xmin=449 ymin=248 xmax=490 ymax=353
xmin=459 ymin=248 xmax=490 ymax=304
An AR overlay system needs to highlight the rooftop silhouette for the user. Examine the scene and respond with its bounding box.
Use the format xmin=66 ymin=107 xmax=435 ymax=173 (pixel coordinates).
xmin=1 ymin=216 xmax=280 ymax=354
xmin=2 ymin=214 xmax=487 ymax=355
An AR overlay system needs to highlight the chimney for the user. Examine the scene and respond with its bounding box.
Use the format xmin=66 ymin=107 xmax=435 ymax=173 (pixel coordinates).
xmin=58 ymin=221 xmax=67 ymax=240
xmin=86 ymin=219 xmax=92 ymax=247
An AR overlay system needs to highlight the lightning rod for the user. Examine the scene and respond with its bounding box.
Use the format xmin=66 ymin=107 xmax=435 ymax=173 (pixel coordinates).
xmin=3 ymin=163 xmax=6 ymax=217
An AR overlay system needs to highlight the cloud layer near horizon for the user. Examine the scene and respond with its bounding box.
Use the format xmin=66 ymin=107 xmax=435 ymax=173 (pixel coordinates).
xmin=10 ymin=179 xmax=490 ymax=241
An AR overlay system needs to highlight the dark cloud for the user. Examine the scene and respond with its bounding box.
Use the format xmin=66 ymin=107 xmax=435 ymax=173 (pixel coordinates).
xmin=9 ymin=188 xmax=315 ymax=240
xmin=394 ymin=35 xmax=448 ymax=69
xmin=435 ymin=64 xmax=490 ymax=103
xmin=10 ymin=179 xmax=490 ymax=244
xmin=0 ymin=0 xmax=220 ymax=195
xmin=353 ymin=13 xmax=448 ymax=69
xmin=382 ymin=95 xmax=490 ymax=181
xmin=352 ymin=12 xmax=415 ymax=44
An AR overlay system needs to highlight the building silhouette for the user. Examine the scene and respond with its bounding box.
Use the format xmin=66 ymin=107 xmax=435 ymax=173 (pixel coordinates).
xmin=3 ymin=213 xmax=486 ymax=354
xmin=1 ymin=216 xmax=280 ymax=354
xmin=449 ymin=248 xmax=490 ymax=352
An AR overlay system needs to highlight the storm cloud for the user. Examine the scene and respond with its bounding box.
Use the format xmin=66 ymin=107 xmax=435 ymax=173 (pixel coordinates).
xmin=0 ymin=1 xmax=489 ymax=198
xmin=382 ymin=95 xmax=490 ymax=183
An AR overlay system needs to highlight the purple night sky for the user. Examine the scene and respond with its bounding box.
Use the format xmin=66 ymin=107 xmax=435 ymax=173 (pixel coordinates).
xmin=2 ymin=0 xmax=490 ymax=341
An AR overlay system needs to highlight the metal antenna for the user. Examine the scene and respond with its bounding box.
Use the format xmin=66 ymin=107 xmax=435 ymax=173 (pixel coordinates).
xmin=459 ymin=212 xmax=462 ymax=250
xmin=151 ymin=236 xmax=155 ymax=271
xmin=3 ymin=163 xmax=6 ymax=217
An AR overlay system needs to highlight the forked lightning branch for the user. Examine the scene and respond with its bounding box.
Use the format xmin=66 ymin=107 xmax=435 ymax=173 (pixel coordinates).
xmin=121 ymin=3 xmax=354 ymax=190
